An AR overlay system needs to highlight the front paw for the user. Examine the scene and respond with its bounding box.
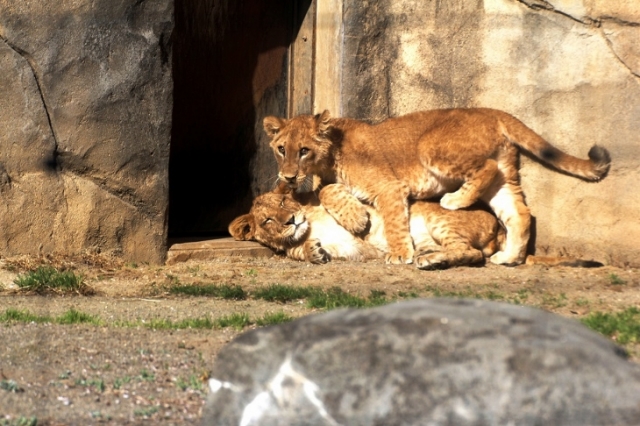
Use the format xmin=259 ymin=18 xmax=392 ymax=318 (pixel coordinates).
xmin=440 ymin=192 xmax=469 ymax=210
xmin=385 ymin=247 xmax=414 ymax=265
xmin=339 ymin=207 xmax=369 ymax=234
xmin=489 ymin=251 xmax=522 ymax=266
xmin=308 ymin=240 xmax=330 ymax=264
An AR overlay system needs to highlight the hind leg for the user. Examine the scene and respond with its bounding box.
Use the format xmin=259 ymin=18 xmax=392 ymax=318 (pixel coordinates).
xmin=441 ymin=159 xmax=498 ymax=210
xmin=415 ymin=243 xmax=484 ymax=270
xmin=482 ymin=183 xmax=530 ymax=265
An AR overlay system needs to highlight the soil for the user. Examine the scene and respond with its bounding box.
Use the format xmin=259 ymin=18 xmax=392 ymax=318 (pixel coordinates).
xmin=0 ymin=253 xmax=639 ymax=425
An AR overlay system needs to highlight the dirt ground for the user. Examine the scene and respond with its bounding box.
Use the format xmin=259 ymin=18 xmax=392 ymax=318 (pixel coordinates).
xmin=0 ymin=253 xmax=639 ymax=425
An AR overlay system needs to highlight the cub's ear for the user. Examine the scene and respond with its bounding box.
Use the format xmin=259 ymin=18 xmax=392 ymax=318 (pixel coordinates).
xmin=263 ymin=116 xmax=284 ymax=138
xmin=228 ymin=214 xmax=256 ymax=241
xmin=315 ymin=110 xmax=332 ymax=138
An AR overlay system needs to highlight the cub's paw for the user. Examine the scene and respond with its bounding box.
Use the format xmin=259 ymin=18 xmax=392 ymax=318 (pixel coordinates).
xmin=489 ymin=251 xmax=522 ymax=266
xmin=385 ymin=247 xmax=414 ymax=265
xmin=440 ymin=192 xmax=471 ymax=211
xmin=307 ymin=239 xmax=330 ymax=264
xmin=415 ymin=252 xmax=449 ymax=270
xmin=338 ymin=207 xmax=369 ymax=234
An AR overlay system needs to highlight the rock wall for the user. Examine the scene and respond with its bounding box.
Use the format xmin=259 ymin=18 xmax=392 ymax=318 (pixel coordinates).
xmin=0 ymin=1 xmax=173 ymax=263
xmin=341 ymin=0 xmax=640 ymax=267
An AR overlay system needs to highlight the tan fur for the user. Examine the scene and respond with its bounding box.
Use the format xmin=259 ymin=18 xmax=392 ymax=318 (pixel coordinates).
xmin=229 ymin=183 xmax=506 ymax=270
xmin=228 ymin=185 xmax=380 ymax=264
xmin=263 ymin=108 xmax=610 ymax=265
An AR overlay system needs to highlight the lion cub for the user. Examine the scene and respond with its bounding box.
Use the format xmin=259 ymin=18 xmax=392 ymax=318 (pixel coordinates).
xmin=228 ymin=183 xmax=505 ymax=270
xmin=263 ymin=108 xmax=610 ymax=266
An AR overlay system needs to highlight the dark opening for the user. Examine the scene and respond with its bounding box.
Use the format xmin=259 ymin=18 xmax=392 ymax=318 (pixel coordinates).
xmin=170 ymin=0 xmax=311 ymax=241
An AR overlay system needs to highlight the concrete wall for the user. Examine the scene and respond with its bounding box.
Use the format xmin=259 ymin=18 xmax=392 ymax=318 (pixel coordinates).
xmin=339 ymin=0 xmax=640 ymax=267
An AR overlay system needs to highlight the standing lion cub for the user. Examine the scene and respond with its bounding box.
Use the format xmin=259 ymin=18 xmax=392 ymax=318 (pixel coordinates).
xmin=263 ymin=108 xmax=610 ymax=265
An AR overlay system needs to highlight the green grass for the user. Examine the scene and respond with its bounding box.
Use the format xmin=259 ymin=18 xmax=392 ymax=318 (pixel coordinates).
xmin=253 ymin=284 xmax=319 ymax=303
xmin=307 ymin=286 xmax=369 ymax=309
xmin=608 ymin=273 xmax=627 ymax=285
xmin=217 ymin=313 xmax=252 ymax=330
xmin=134 ymin=406 xmax=159 ymax=417
xmin=0 ymin=417 xmax=37 ymax=426
xmin=0 ymin=308 xmax=51 ymax=324
xmin=56 ymin=308 xmax=101 ymax=325
xmin=581 ymin=307 xmax=640 ymax=345
xmin=169 ymin=283 xmax=246 ymax=299
xmin=255 ymin=311 xmax=293 ymax=326
xmin=176 ymin=374 xmax=204 ymax=392
xmin=0 ymin=379 xmax=23 ymax=393
xmin=13 ymin=266 xmax=91 ymax=295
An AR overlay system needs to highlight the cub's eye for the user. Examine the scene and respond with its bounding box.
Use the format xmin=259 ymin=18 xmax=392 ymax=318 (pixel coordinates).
xmin=280 ymin=198 xmax=286 ymax=208
xmin=277 ymin=146 xmax=285 ymax=155
xmin=300 ymin=148 xmax=309 ymax=156
xmin=262 ymin=218 xmax=273 ymax=226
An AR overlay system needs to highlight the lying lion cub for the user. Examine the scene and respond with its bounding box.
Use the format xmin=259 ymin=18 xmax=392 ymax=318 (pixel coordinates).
xmin=229 ymin=183 xmax=506 ymax=270
xmin=263 ymin=109 xmax=610 ymax=266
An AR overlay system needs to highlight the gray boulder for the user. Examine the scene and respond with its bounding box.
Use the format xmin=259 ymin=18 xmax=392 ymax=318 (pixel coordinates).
xmin=203 ymin=299 xmax=640 ymax=426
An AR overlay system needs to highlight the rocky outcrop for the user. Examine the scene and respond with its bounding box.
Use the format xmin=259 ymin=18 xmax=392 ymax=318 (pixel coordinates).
xmin=341 ymin=0 xmax=640 ymax=266
xmin=0 ymin=1 xmax=172 ymax=262
xmin=202 ymin=298 xmax=640 ymax=425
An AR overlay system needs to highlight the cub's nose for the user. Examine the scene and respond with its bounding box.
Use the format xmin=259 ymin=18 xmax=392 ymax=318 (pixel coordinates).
xmin=282 ymin=174 xmax=297 ymax=186
xmin=285 ymin=215 xmax=296 ymax=226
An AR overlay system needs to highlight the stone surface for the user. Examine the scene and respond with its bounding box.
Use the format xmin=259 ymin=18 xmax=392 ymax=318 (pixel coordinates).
xmin=0 ymin=1 xmax=172 ymax=263
xmin=340 ymin=0 xmax=640 ymax=267
xmin=202 ymin=298 xmax=640 ymax=425
xmin=166 ymin=238 xmax=274 ymax=265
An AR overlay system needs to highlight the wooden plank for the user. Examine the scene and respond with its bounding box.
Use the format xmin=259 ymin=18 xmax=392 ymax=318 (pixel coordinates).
xmin=166 ymin=238 xmax=274 ymax=265
xmin=289 ymin=0 xmax=315 ymax=117
xmin=314 ymin=0 xmax=343 ymax=115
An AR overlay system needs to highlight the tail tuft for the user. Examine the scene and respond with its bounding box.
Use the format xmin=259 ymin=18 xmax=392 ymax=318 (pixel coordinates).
xmin=587 ymin=145 xmax=611 ymax=181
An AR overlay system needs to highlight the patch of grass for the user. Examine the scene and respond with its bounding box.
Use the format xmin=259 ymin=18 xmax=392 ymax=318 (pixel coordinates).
xmin=0 ymin=417 xmax=37 ymax=426
xmin=397 ymin=291 xmax=420 ymax=299
xmin=253 ymin=284 xmax=318 ymax=303
xmin=13 ymin=266 xmax=92 ymax=295
xmin=56 ymin=308 xmax=101 ymax=325
xmin=217 ymin=312 xmax=251 ymax=330
xmin=0 ymin=308 xmax=51 ymax=324
xmin=134 ymin=406 xmax=159 ymax=417
xmin=608 ymin=273 xmax=626 ymax=285
xmin=255 ymin=311 xmax=294 ymax=326
xmin=0 ymin=379 xmax=23 ymax=393
xmin=176 ymin=374 xmax=204 ymax=392
xmin=307 ymin=286 xmax=368 ymax=309
xmin=113 ymin=376 xmax=132 ymax=390
xmin=541 ymin=292 xmax=568 ymax=309
xmin=169 ymin=283 xmax=246 ymax=300
xmin=139 ymin=369 xmax=155 ymax=382
xmin=581 ymin=307 xmax=640 ymax=345
xmin=76 ymin=378 xmax=105 ymax=392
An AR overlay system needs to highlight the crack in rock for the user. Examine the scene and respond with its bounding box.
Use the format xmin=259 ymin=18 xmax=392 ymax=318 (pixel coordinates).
xmin=515 ymin=0 xmax=640 ymax=79
xmin=0 ymin=32 xmax=60 ymax=170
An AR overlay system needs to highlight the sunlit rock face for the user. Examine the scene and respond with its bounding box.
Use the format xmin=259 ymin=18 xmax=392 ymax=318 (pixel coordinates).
xmin=202 ymin=299 xmax=640 ymax=425
xmin=340 ymin=0 xmax=640 ymax=267
xmin=0 ymin=1 xmax=172 ymax=262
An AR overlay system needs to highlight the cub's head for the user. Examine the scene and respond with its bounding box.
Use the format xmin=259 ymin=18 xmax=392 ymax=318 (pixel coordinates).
xmin=228 ymin=185 xmax=310 ymax=252
xmin=263 ymin=110 xmax=335 ymax=188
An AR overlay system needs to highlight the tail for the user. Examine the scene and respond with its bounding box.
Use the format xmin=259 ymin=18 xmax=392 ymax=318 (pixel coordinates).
xmin=495 ymin=110 xmax=611 ymax=181
xmin=525 ymin=256 xmax=603 ymax=268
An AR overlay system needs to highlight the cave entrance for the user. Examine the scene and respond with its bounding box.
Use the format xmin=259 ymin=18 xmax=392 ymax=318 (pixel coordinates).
xmin=169 ymin=0 xmax=314 ymax=246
